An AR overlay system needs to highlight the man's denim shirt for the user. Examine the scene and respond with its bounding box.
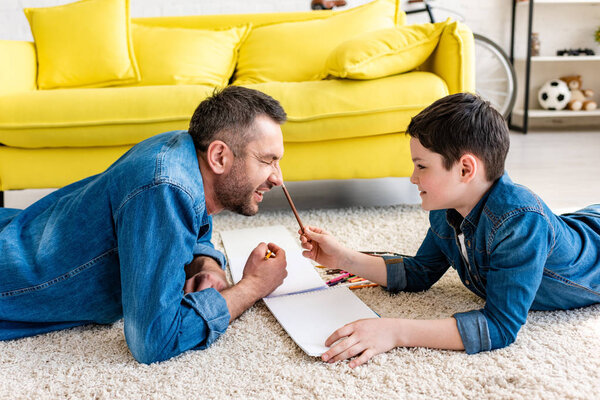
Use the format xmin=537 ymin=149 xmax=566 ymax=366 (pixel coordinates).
xmin=0 ymin=131 xmax=230 ymax=364
xmin=384 ymin=173 xmax=600 ymax=354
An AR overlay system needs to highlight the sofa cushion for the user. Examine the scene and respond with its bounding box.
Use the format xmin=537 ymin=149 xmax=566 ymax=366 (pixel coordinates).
xmin=241 ymin=71 xmax=449 ymax=142
xmin=0 ymin=73 xmax=448 ymax=148
xmin=324 ymin=20 xmax=449 ymax=80
xmin=129 ymin=24 xmax=251 ymax=87
xmin=24 ymin=0 xmax=140 ymax=89
xmin=234 ymin=0 xmax=401 ymax=84
xmin=0 ymin=85 xmax=215 ymax=148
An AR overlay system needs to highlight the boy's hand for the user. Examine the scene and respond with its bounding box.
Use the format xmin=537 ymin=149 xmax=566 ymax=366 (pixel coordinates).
xmin=240 ymin=242 xmax=287 ymax=299
xmin=321 ymin=318 xmax=400 ymax=368
xmin=299 ymin=225 xmax=347 ymax=269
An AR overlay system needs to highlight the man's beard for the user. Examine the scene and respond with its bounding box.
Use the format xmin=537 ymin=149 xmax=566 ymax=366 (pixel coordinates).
xmin=214 ymin=158 xmax=259 ymax=216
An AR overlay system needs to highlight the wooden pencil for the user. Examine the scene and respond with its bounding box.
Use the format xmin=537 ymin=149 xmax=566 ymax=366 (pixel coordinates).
xmin=281 ymin=184 xmax=305 ymax=234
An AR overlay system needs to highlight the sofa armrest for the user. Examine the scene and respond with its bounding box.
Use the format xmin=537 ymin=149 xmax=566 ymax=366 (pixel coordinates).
xmin=419 ymin=21 xmax=475 ymax=94
xmin=0 ymin=40 xmax=37 ymax=96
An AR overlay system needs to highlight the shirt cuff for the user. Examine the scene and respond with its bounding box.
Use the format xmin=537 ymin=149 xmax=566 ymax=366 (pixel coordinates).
xmin=182 ymin=287 xmax=230 ymax=349
xmin=193 ymin=243 xmax=227 ymax=270
xmin=382 ymin=256 xmax=407 ymax=293
xmin=453 ymin=309 xmax=492 ymax=354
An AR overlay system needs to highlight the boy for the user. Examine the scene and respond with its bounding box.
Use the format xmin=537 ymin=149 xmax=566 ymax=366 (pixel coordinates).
xmin=300 ymin=93 xmax=600 ymax=368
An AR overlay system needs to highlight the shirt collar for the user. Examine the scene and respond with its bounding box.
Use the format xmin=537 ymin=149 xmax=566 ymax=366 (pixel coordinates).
xmin=445 ymin=171 xmax=510 ymax=231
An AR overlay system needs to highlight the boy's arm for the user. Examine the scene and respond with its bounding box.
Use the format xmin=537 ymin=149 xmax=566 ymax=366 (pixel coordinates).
xmin=322 ymin=317 xmax=464 ymax=368
xmin=454 ymin=212 xmax=550 ymax=354
xmin=383 ymin=227 xmax=451 ymax=292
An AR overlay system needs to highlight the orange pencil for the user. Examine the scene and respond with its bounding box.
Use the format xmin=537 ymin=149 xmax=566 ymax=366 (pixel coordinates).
xmin=264 ymin=250 xmax=274 ymax=260
xmin=349 ymin=283 xmax=379 ymax=290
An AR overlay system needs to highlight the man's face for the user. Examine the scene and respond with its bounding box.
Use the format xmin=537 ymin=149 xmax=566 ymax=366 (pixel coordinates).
xmin=409 ymin=137 xmax=463 ymax=211
xmin=215 ymin=115 xmax=284 ymax=216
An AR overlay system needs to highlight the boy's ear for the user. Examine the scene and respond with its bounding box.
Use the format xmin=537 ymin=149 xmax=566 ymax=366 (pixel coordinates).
xmin=458 ymin=153 xmax=478 ymax=182
xmin=205 ymin=140 xmax=234 ymax=175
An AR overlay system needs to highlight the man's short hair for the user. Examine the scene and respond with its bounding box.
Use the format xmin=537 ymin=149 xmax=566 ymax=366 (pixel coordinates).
xmin=189 ymin=86 xmax=287 ymax=156
xmin=406 ymin=93 xmax=510 ymax=182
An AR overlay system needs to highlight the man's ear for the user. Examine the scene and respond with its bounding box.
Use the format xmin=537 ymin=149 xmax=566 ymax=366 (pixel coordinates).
xmin=458 ymin=153 xmax=478 ymax=182
xmin=205 ymin=140 xmax=234 ymax=175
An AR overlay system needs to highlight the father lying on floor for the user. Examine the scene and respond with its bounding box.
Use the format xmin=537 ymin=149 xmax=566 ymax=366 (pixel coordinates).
xmin=0 ymin=86 xmax=289 ymax=364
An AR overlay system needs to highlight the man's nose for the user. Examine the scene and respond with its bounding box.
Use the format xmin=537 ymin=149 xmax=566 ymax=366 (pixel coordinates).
xmin=269 ymin=162 xmax=283 ymax=186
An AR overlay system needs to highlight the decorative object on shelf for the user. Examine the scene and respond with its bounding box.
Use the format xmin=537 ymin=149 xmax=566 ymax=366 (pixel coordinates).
xmin=556 ymin=48 xmax=596 ymax=56
xmin=531 ymin=32 xmax=541 ymax=56
xmin=596 ymin=26 xmax=600 ymax=44
xmin=537 ymin=79 xmax=571 ymax=110
xmin=559 ymin=75 xmax=598 ymax=111
xmin=311 ymin=0 xmax=346 ymax=10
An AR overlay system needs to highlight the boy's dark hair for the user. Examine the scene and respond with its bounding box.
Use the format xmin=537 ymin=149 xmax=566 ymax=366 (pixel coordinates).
xmin=406 ymin=93 xmax=509 ymax=182
xmin=189 ymin=86 xmax=287 ymax=156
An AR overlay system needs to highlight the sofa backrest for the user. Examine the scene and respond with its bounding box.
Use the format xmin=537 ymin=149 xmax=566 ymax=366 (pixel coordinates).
xmin=132 ymin=7 xmax=405 ymax=31
xmin=0 ymin=40 xmax=37 ymax=96
xmin=132 ymin=10 xmax=335 ymax=30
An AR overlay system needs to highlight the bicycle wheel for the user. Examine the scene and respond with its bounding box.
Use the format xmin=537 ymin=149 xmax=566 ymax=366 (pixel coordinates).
xmin=473 ymin=33 xmax=517 ymax=119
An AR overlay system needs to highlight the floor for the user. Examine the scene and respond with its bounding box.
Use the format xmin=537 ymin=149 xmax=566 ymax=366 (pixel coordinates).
xmin=4 ymin=129 xmax=600 ymax=213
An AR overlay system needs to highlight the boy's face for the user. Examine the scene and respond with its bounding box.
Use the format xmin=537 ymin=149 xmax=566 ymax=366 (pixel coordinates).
xmin=409 ymin=138 xmax=464 ymax=211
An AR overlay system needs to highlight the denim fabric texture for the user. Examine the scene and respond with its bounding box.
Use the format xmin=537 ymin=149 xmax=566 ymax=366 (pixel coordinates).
xmin=0 ymin=131 xmax=230 ymax=364
xmin=384 ymin=173 xmax=600 ymax=354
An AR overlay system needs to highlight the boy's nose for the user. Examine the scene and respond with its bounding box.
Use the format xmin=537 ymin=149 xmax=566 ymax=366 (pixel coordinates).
xmin=410 ymin=171 xmax=418 ymax=185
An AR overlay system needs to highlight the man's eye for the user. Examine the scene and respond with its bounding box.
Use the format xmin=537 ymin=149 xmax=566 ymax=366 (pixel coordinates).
xmin=417 ymin=164 xmax=426 ymax=170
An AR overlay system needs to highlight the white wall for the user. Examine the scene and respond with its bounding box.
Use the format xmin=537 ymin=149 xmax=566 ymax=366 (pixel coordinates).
xmin=3 ymin=1 xmax=599 ymax=68
xmin=1 ymin=0 xmax=513 ymax=52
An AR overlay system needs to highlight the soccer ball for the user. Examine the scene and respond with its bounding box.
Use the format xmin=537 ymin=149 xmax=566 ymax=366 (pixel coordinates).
xmin=538 ymin=79 xmax=571 ymax=110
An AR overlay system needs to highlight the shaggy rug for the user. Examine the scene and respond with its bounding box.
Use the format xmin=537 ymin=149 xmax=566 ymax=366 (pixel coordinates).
xmin=1 ymin=205 xmax=599 ymax=399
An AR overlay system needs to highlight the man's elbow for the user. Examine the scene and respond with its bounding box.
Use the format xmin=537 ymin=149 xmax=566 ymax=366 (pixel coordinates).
xmin=128 ymin=342 xmax=171 ymax=364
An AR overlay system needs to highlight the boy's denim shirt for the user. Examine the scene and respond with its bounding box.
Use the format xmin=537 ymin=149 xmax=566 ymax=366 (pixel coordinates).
xmin=383 ymin=172 xmax=600 ymax=354
xmin=0 ymin=131 xmax=230 ymax=364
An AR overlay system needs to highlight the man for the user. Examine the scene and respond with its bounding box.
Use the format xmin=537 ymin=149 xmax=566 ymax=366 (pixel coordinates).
xmin=0 ymin=86 xmax=289 ymax=364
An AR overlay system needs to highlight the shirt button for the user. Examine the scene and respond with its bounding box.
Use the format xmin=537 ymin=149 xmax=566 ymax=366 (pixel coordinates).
xmin=465 ymin=280 xmax=470 ymax=285
xmin=466 ymin=240 xmax=471 ymax=247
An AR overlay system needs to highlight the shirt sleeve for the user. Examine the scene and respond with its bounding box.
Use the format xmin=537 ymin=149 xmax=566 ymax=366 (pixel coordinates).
xmin=454 ymin=211 xmax=551 ymax=354
xmin=383 ymin=228 xmax=451 ymax=293
xmin=115 ymin=183 xmax=230 ymax=364
xmin=192 ymin=215 xmax=227 ymax=270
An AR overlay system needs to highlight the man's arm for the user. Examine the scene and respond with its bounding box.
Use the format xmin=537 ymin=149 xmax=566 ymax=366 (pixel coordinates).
xmin=116 ymin=184 xmax=232 ymax=364
xmin=221 ymin=242 xmax=287 ymax=321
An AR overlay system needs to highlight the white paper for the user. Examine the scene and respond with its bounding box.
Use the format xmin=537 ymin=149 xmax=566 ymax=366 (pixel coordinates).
xmin=220 ymin=225 xmax=379 ymax=356
xmin=263 ymin=286 xmax=380 ymax=356
xmin=220 ymin=225 xmax=327 ymax=297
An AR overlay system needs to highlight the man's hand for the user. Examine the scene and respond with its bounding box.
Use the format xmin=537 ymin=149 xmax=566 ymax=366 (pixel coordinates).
xmin=220 ymin=242 xmax=287 ymax=321
xmin=240 ymin=242 xmax=288 ymax=299
xmin=183 ymin=256 xmax=229 ymax=294
xmin=184 ymin=268 xmax=229 ymax=293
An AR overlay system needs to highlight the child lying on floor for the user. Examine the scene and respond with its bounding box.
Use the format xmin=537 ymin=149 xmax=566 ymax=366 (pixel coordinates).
xmin=299 ymin=93 xmax=600 ymax=368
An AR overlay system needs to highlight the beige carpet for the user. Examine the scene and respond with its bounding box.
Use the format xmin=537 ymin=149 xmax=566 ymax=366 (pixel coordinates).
xmin=2 ymin=205 xmax=599 ymax=399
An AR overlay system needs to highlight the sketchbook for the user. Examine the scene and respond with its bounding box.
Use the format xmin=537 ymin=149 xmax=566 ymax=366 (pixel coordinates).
xmin=220 ymin=225 xmax=379 ymax=356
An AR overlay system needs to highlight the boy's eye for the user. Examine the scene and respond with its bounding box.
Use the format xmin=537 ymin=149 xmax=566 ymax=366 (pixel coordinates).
xmin=417 ymin=164 xmax=426 ymax=170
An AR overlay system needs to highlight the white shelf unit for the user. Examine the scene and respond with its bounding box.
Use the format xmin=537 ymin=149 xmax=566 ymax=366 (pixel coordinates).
xmin=510 ymin=0 xmax=600 ymax=131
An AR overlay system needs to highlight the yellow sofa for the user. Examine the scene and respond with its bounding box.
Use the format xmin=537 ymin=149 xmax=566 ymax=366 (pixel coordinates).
xmin=0 ymin=0 xmax=474 ymax=205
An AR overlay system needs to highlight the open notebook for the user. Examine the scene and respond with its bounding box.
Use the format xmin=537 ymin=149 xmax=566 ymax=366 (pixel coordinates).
xmin=220 ymin=225 xmax=379 ymax=356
